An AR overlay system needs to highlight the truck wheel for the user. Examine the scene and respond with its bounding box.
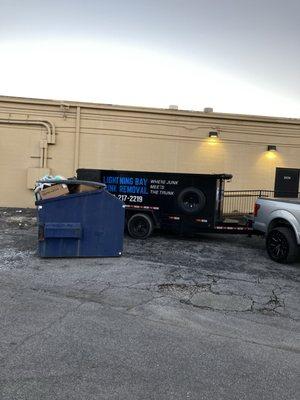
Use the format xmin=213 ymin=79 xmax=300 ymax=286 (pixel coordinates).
xmin=127 ymin=213 xmax=153 ymax=239
xmin=266 ymin=227 xmax=299 ymax=264
xmin=177 ymin=187 xmax=206 ymax=214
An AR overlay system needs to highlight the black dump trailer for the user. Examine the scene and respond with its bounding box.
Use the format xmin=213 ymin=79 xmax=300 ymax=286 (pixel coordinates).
xmin=77 ymin=169 xmax=252 ymax=238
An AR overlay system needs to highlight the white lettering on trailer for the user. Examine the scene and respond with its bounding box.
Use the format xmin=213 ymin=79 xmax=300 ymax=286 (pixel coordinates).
xmin=166 ymin=180 xmax=179 ymax=185
xmin=159 ymin=190 xmax=174 ymax=195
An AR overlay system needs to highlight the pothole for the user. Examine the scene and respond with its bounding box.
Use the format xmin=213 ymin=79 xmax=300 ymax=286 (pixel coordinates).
xmin=158 ymin=283 xmax=253 ymax=312
xmin=158 ymin=283 xmax=210 ymax=298
xmin=190 ymin=292 xmax=252 ymax=311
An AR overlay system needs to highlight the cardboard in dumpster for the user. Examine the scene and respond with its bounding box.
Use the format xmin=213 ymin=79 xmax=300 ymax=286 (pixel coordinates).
xmin=73 ymin=184 xmax=98 ymax=193
xmin=40 ymin=184 xmax=69 ymax=200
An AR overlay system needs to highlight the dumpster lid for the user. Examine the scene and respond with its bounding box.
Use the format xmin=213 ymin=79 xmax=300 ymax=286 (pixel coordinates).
xmin=37 ymin=179 xmax=106 ymax=188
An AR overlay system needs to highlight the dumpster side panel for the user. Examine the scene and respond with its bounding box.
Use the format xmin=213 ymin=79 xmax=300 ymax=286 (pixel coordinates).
xmin=37 ymin=190 xmax=124 ymax=257
xmin=79 ymin=191 xmax=125 ymax=257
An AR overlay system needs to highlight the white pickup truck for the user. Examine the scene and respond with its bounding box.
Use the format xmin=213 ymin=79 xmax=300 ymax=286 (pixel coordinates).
xmin=253 ymin=198 xmax=300 ymax=264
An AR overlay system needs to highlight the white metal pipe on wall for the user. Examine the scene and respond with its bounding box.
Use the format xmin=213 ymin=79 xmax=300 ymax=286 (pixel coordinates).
xmin=0 ymin=118 xmax=56 ymax=168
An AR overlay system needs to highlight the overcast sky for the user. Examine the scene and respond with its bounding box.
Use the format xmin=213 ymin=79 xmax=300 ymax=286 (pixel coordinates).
xmin=0 ymin=0 xmax=299 ymax=117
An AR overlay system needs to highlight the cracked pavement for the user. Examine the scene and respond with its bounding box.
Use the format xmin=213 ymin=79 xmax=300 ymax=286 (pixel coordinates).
xmin=0 ymin=208 xmax=299 ymax=399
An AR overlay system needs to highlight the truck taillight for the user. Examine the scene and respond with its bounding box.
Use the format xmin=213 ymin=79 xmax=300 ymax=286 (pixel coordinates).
xmin=254 ymin=203 xmax=260 ymax=217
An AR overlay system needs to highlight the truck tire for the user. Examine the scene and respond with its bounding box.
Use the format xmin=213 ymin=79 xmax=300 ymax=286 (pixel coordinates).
xmin=266 ymin=227 xmax=299 ymax=264
xmin=127 ymin=213 xmax=153 ymax=239
xmin=177 ymin=187 xmax=206 ymax=214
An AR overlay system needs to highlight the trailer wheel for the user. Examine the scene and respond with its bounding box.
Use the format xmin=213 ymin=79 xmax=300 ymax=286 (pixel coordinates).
xmin=127 ymin=213 xmax=153 ymax=239
xmin=266 ymin=227 xmax=298 ymax=264
xmin=177 ymin=187 xmax=206 ymax=214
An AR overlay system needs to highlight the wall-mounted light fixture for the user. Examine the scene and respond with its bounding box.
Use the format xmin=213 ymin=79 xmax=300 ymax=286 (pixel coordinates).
xmin=267 ymin=145 xmax=277 ymax=152
xmin=209 ymin=131 xmax=219 ymax=138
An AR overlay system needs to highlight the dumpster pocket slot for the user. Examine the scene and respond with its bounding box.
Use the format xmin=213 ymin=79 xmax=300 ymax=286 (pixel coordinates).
xmin=43 ymin=223 xmax=82 ymax=239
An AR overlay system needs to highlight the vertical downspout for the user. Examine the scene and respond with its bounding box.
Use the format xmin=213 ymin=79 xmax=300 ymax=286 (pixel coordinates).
xmin=43 ymin=142 xmax=48 ymax=168
xmin=40 ymin=139 xmax=48 ymax=168
xmin=74 ymin=106 xmax=81 ymax=173
xmin=39 ymin=144 xmax=44 ymax=168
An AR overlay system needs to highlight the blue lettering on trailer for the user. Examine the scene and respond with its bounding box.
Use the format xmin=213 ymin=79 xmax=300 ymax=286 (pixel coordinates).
xmin=119 ymin=177 xmax=134 ymax=185
xmin=103 ymin=176 xmax=119 ymax=184
xmin=120 ymin=185 xmax=148 ymax=194
xmin=104 ymin=175 xmax=149 ymax=195
xmin=106 ymin=184 xmax=117 ymax=192
xmin=135 ymin=178 xmax=148 ymax=186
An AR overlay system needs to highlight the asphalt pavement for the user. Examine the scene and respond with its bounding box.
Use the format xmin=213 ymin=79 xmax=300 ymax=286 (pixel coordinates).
xmin=0 ymin=208 xmax=299 ymax=400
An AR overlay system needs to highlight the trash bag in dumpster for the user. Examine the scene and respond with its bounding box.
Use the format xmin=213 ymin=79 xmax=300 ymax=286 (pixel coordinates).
xmin=35 ymin=180 xmax=125 ymax=257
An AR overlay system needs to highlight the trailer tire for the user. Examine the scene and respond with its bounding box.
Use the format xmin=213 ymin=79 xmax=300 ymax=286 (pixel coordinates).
xmin=127 ymin=213 xmax=153 ymax=239
xmin=177 ymin=187 xmax=206 ymax=214
xmin=266 ymin=227 xmax=299 ymax=264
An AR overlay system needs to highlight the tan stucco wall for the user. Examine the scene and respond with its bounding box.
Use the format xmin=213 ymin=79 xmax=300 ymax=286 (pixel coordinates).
xmin=0 ymin=96 xmax=299 ymax=208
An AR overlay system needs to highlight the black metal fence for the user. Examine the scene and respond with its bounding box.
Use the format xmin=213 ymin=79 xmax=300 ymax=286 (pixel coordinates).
xmin=223 ymin=190 xmax=300 ymax=215
xmin=223 ymin=190 xmax=274 ymax=216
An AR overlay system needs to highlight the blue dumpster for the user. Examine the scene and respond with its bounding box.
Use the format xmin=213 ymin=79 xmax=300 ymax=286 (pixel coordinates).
xmin=36 ymin=184 xmax=125 ymax=257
